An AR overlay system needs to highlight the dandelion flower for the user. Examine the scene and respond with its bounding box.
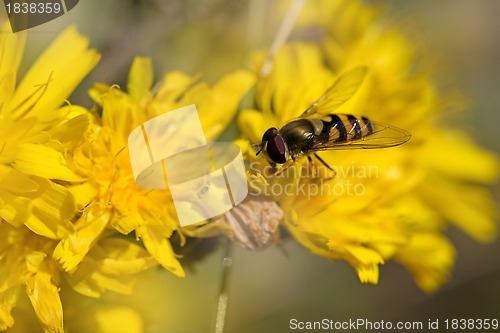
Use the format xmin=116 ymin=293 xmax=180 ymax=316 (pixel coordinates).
xmin=0 ymin=22 xmax=99 ymax=331
xmin=235 ymin=0 xmax=498 ymax=292
xmin=75 ymin=63 xmax=253 ymax=286
xmin=54 ymin=57 xmax=254 ymax=296
xmin=0 ymin=22 xmax=254 ymax=331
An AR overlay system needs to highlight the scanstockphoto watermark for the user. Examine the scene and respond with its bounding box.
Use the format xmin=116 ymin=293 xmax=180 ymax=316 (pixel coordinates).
xmin=248 ymin=161 xmax=379 ymax=199
xmin=251 ymin=180 xmax=367 ymax=199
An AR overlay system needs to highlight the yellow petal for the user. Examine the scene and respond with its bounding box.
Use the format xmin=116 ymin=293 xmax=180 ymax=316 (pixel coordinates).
xmin=390 ymin=194 xmax=444 ymax=232
xmin=199 ymin=69 xmax=255 ymax=140
xmin=183 ymin=221 xmax=235 ymax=238
xmin=66 ymin=182 xmax=98 ymax=210
xmin=111 ymin=212 xmax=145 ymax=235
xmin=420 ymin=175 xmax=497 ymax=242
xmin=127 ymin=57 xmax=153 ymax=102
xmin=25 ymin=269 xmax=63 ymax=333
xmin=0 ymin=166 xmax=39 ymax=193
xmin=347 ymin=30 xmax=415 ymax=78
xmin=37 ymin=104 xmax=91 ymax=124
xmin=0 ymin=167 xmax=38 ymax=227
xmin=66 ymin=238 xmax=157 ymax=297
xmin=100 ymin=88 xmax=140 ymax=146
xmin=85 ymin=270 xmax=136 ymax=296
xmin=396 ymin=233 xmax=455 ymax=293
xmin=340 ymin=245 xmax=385 ymax=266
xmin=420 ymin=131 xmax=499 ymax=183
xmin=136 ymin=226 xmax=185 ymax=277
xmin=48 ymin=113 xmax=90 ymax=146
xmin=237 ymin=109 xmax=266 ymax=144
xmin=98 ymin=238 xmax=158 ymax=275
xmin=155 ymin=71 xmax=198 ymax=102
xmin=53 ymin=204 xmax=110 ymax=272
xmin=23 ymin=180 xmax=75 ymax=239
xmin=356 ymin=264 xmax=379 ymax=284
xmin=0 ymin=71 xmax=17 ymax=115
xmin=0 ymin=190 xmax=32 ymax=227
xmin=67 ymin=256 xmax=135 ymax=298
xmin=9 ymin=26 xmax=100 ymax=120
xmin=14 ymin=144 xmax=85 ymax=182
xmin=0 ymin=286 xmax=20 ymax=331
xmin=0 ymin=117 xmax=50 ymax=164
xmin=0 ymin=226 xmax=27 ymax=291
xmin=88 ymin=82 xmax=113 ymax=105
xmin=254 ymin=44 xmax=333 ymax=123
xmin=0 ymin=21 xmax=26 ymax=102
xmin=309 ymin=211 xmax=408 ymax=247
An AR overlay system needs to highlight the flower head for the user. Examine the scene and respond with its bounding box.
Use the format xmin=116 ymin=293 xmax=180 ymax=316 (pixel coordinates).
xmin=65 ymin=57 xmax=254 ymax=286
xmin=235 ymin=0 xmax=498 ymax=292
xmin=0 ymin=21 xmax=99 ymax=331
xmin=0 ymin=21 xmax=255 ymax=331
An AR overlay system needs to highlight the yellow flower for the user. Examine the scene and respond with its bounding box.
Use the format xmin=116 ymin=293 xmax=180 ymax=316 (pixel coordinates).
xmin=59 ymin=57 xmax=254 ymax=292
xmin=0 ymin=21 xmax=100 ymax=332
xmin=236 ymin=0 xmax=498 ymax=292
xmin=1 ymin=18 xmax=254 ymax=330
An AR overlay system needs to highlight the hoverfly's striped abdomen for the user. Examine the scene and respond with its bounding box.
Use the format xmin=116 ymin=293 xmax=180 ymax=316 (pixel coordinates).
xmin=321 ymin=114 xmax=374 ymax=143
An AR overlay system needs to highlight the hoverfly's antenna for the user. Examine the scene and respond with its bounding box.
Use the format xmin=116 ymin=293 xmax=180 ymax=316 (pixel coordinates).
xmin=251 ymin=143 xmax=262 ymax=156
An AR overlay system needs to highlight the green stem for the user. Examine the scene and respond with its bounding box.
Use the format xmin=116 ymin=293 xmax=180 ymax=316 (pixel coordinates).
xmin=260 ymin=0 xmax=307 ymax=77
xmin=214 ymin=238 xmax=233 ymax=333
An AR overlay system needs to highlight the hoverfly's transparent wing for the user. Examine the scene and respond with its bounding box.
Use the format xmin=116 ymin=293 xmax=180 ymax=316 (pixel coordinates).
xmin=300 ymin=66 xmax=368 ymax=118
xmin=310 ymin=119 xmax=411 ymax=150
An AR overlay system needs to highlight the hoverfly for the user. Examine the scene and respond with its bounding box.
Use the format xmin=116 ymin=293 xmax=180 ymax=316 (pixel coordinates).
xmin=252 ymin=67 xmax=411 ymax=172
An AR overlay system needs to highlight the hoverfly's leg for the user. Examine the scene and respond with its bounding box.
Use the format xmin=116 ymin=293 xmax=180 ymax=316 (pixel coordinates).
xmin=274 ymin=163 xmax=290 ymax=177
xmin=307 ymin=155 xmax=318 ymax=178
xmin=274 ymin=159 xmax=298 ymax=178
xmin=313 ymin=153 xmax=333 ymax=171
xmin=268 ymin=162 xmax=277 ymax=176
xmin=313 ymin=153 xmax=336 ymax=180
xmin=271 ymin=162 xmax=277 ymax=173
xmin=262 ymin=162 xmax=277 ymax=178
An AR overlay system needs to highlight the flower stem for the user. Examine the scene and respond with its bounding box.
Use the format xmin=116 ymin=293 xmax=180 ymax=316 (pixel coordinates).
xmin=214 ymin=238 xmax=233 ymax=333
xmin=260 ymin=0 xmax=307 ymax=77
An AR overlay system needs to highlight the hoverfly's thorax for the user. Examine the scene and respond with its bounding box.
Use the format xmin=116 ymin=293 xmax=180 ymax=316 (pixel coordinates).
xmin=279 ymin=119 xmax=317 ymax=153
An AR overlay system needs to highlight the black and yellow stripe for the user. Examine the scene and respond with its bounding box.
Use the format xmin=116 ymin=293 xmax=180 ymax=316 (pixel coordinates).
xmin=321 ymin=114 xmax=374 ymax=143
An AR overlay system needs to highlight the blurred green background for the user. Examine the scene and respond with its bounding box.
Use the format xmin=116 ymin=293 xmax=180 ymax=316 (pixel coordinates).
xmin=4 ymin=0 xmax=500 ymax=332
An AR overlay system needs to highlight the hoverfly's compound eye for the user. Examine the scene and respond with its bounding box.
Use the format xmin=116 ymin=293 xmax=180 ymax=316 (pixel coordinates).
xmin=262 ymin=127 xmax=287 ymax=164
xmin=262 ymin=127 xmax=279 ymax=143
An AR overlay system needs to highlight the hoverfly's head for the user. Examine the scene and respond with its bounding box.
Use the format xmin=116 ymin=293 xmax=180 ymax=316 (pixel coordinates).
xmin=255 ymin=127 xmax=288 ymax=164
